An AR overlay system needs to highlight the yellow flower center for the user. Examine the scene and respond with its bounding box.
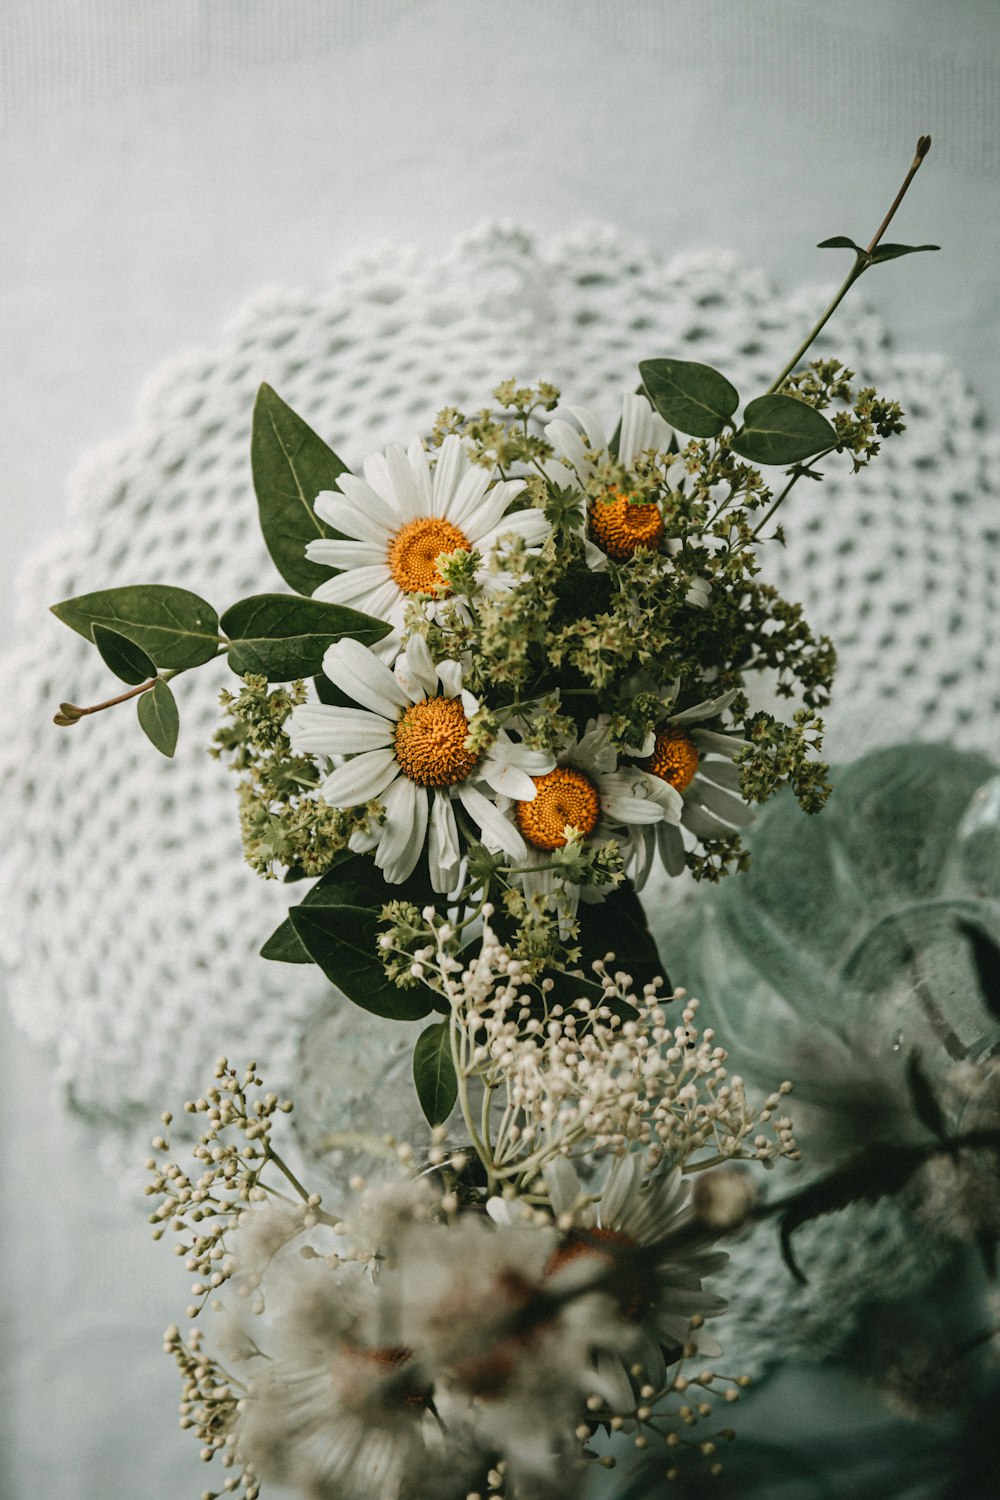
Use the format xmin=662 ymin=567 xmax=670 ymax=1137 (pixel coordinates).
xmin=515 ymin=767 xmax=601 ymax=851
xmin=387 ymin=517 xmax=470 ymax=594
xmin=393 ymin=696 xmax=479 ymax=788
xmin=639 ymin=727 xmax=699 ymax=791
xmin=587 ymin=487 xmax=664 ymax=561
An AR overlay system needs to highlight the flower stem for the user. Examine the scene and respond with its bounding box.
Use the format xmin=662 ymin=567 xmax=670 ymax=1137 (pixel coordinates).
xmin=767 ymin=135 xmax=932 ymax=395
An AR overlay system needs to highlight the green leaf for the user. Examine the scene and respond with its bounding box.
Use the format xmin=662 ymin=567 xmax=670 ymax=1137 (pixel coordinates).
xmin=92 ymin=625 xmax=157 ymax=685
xmin=136 ymin=678 xmax=179 ymax=757
xmin=251 ymin=383 xmax=349 ymax=596
xmin=412 ymin=1021 xmax=458 ymax=1126
xmin=51 ymin=585 xmax=220 ymax=669
xmin=639 ymin=358 xmax=739 ymax=439
xmin=288 ymin=903 xmax=432 ymax=1020
xmin=868 ymin=241 xmax=940 ymax=264
xmin=260 ymin=917 xmax=311 ymax=963
xmin=260 ymin=854 xmax=360 ymax=960
xmin=222 ymin=594 xmax=392 ymax=680
xmin=817 ymin=235 xmax=939 ymax=265
xmin=817 ymin=235 xmax=864 ymax=253
xmin=730 ymin=394 xmax=839 ymax=466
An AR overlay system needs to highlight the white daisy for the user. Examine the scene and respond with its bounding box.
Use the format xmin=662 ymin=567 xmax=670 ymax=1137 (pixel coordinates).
xmin=499 ymin=717 xmax=676 ymax=919
xmin=286 ymin=635 xmax=554 ymax=892
xmin=544 ymin=392 xmax=711 ymax=605
xmin=543 ymin=1154 xmax=729 ymax=1392
xmin=627 ymin=687 xmax=754 ymax=878
xmin=306 ymin=434 xmax=550 ymax=651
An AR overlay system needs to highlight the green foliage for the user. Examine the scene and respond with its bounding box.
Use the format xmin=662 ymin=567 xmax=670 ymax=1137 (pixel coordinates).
xmin=730 ymin=393 xmax=839 ymax=466
xmin=212 ymin=676 xmax=369 ymax=878
xmin=639 ymin=357 xmax=739 ymax=438
xmin=92 ymin=625 xmax=156 ymax=684
xmin=412 ymin=1021 xmax=459 ymax=1126
xmin=51 ymin=584 xmax=220 ymax=669
xmin=818 ymin=234 xmax=940 ymax=265
xmin=221 ymin=593 xmax=392 ymax=679
xmin=137 ymin=678 xmax=180 ymax=757
xmin=251 ymin=382 xmax=348 ymax=595
xmin=289 ymin=887 xmax=434 ymax=1021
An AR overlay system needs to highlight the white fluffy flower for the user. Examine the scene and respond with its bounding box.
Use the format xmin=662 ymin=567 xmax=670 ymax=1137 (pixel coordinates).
xmin=544 ymin=392 xmax=710 ymax=605
xmin=307 ymin=433 xmax=550 ymax=651
xmin=286 ymin=635 xmax=553 ymax=891
xmin=498 ymin=717 xmax=674 ymax=917
xmin=385 ymin=1213 xmax=628 ymax=1489
xmin=233 ymin=1261 xmax=470 ymax=1500
xmin=543 ymin=1154 xmax=729 ymax=1392
xmin=625 ymin=687 xmax=754 ymax=878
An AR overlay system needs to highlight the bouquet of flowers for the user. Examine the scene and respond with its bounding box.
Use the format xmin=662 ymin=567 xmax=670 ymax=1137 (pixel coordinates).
xmin=48 ymin=140 xmax=948 ymax=1499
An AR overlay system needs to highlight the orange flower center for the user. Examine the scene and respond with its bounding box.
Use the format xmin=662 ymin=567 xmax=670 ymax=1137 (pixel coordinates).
xmin=393 ymin=696 xmax=479 ymax=788
xmin=588 ymin=487 xmax=664 ymax=561
xmin=515 ymin=767 xmax=601 ymax=851
xmin=639 ymin=727 xmax=699 ymax=792
xmin=387 ymin=517 xmax=470 ymax=594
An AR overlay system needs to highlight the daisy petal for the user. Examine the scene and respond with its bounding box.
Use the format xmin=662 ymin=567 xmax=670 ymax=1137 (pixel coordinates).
xmin=314 ymin=488 xmax=395 ymax=542
xmin=323 ymin=638 xmax=411 ymax=717
xmin=287 ymin=705 xmax=394 ymax=755
xmin=321 ymin=749 xmax=399 ymax=807
xmin=657 ymin=820 xmax=687 ymax=876
xmin=618 ymin=392 xmax=672 ymax=468
xmin=447 ymin=463 xmax=493 ymax=531
xmin=407 ymin=435 xmax=433 ymax=515
xmin=600 ymin=1153 xmax=640 ymax=1227
xmin=690 ymin=779 xmax=755 ymax=827
xmin=333 ymin=473 xmax=402 ymax=533
xmin=313 ymin=565 xmax=394 ymax=606
xmin=375 ymin=777 xmax=428 ymax=884
xmin=305 ymin=539 xmax=386 ymax=569
xmin=563 ymin=404 xmax=609 ymax=456
xmin=690 ymin=728 xmax=746 ymax=759
xmin=542 ymin=1157 xmax=582 ymax=1218
xmin=478 ymin=758 xmax=541 ymax=802
xmin=394 ymin=634 xmax=438 ymax=701
xmin=432 ymin=434 xmax=465 ymax=510
xmin=428 ymin=790 xmax=462 ymax=894
xmin=670 ymin=689 xmax=739 ymax=725
xmin=457 ymin=785 xmax=526 ymax=859
xmin=476 ymin=508 xmax=550 ymax=553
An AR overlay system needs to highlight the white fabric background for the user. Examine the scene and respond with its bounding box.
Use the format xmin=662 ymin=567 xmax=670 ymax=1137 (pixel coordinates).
xmin=2 ymin=3 xmax=999 ymax=1497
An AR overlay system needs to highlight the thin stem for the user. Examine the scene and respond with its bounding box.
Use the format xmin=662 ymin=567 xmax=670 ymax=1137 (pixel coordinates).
xmin=749 ymin=446 xmax=838 ymax=539
xmin=767 ymin=135 xmax=931 ymax=395
xmin=56 ymin=674 xmax=160 ymax=721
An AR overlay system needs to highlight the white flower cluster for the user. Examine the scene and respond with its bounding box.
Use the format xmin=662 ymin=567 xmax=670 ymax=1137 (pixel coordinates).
xmin=432 ymin=923 xmax=799 ymax=1188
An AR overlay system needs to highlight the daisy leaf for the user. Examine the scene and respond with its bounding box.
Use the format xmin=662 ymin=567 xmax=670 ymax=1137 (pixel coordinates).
xmin=251 ymin=383 xmax=349 ymax=596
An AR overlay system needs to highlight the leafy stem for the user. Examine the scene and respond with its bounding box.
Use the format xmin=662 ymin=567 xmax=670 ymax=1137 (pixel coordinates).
xmin=767 ymin=134 xmax=932 ymax=395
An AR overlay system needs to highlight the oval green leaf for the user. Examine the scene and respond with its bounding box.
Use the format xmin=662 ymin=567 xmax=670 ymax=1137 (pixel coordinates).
xmin=412 ymin=1021 xmax=458 ymax=1126
xmin=730 ymin=394 xmax=839 ymax=466
xmin=92 ymin=625 xmax=157 ymax=685
xmin=252 ymin=383 xmax=350 ymax=596
xmin=288 ymin=902 xmax=433 ymax=1021
xmin=51 ymin=585 xmax=220 ymax=669
xmin=136 ymin=678 xmax=179 ymax=757
xmin=868 ymin=241 xmax=940 ymax=264
xmin=222 ymin=594 xmax=392 ymax=680
xmin=639 ymin=358 xmax=739 ymax=439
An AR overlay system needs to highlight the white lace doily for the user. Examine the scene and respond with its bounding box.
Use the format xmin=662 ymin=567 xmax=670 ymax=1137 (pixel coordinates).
xmin=2 ymin=224 xmax=998 ymax=1162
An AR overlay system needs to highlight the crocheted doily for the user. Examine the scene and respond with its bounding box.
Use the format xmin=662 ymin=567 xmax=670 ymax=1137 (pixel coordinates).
xmin=2 ymin=224 xmax=998 ymax=1168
